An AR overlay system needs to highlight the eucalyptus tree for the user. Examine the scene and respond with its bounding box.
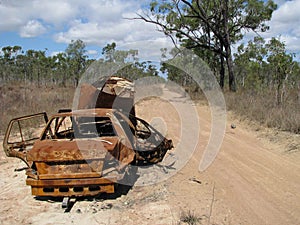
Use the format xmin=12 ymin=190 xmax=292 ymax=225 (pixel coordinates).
xmin=101 ymin=42 xmax=153 ymax=80
xmin=2 ymin=46 xmax=22 ymax=60
xmin=265 ymin=38 xmax=297 ymax=105
xmin=51 ymin=52 xmax=68 ymax=86
xmin=1 ymin=45 xmax=22 ymax=81
xmin=102 ymin=42 xmax=138 ymax=64
xmin=234 ymin=36 xmax=268 ymax=88
xmin=234 ymin=36 xmax=299 ymax=105
xmin=25 ymin=49 xmax=49 ymax=86
xmin=137 ymin=0 xmax=277 ymax=91
xmin=66 ymin=39 xmax=88 ymax=87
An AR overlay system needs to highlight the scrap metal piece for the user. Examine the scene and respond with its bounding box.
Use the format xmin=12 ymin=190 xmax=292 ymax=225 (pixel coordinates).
xmin=62 ymin=197 xmax=70 ymax=208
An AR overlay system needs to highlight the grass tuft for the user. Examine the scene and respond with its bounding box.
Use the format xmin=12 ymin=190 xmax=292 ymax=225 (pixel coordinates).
xmin=180 ymin=210 xmax=202 ymax=225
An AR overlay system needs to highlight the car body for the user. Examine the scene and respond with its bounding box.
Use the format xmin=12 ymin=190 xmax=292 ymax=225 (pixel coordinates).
xmin=3 ymin=108 xmax=173 ymax=197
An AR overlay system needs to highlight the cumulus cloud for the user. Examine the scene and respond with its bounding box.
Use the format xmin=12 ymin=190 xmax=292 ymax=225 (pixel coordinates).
xmin=53 ymin=17 xmax=172 ymax=61
xmin=81 ymin=0 xmax=134 ymax=23
xmin=5 ymin=0 xmax=299 ymax=60
xmin=0 ymin=1 xmax=27 ymax=31
xmin=261 ymin=0 xmax=300 ymax=53
xmin=0 ymin=0 xmax=75 ymax=38
xmin=51 ymin=1 xmax=173 ymax=60
xmin=32 ymin=0 xmax=77 ymax=25
xmin=0 ymin=0 xmax=172 ymax=60
xmin=272 ymin=0 xmax=300 ymax=24
xmin=53 ymin=20 xmax=128 ymax=44
xmin=19 ymin=20 xmax=47 ymax=38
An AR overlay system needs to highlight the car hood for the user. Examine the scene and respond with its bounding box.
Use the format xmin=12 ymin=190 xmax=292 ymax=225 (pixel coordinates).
xmin=27 ymin=137 xmax=135 ymax=166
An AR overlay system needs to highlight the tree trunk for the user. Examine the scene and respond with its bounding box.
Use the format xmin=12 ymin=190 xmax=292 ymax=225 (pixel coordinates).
xmin=226 ymin=49 xmax=236 ymax=92
xmin=221 ymin=0 xmax=236 ymax=92
xmin=219 ymin=54 xmax=225 ymax=89
xmin=223 ymin=41 xmax=236 ymax=92
xmin=276 ymin=81 xmax=281 ymax=106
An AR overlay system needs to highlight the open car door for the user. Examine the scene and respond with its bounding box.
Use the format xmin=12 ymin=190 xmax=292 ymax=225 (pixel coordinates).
xmin=3 ymin=112 xmax=48 ymax=166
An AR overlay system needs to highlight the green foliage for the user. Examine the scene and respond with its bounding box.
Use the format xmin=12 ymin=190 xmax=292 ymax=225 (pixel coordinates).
xmin=234 ymin=36 xmax=300 ymax=105
xmin=0 ymin=40 xmax=90 ymax=86
xmin=65 ymin=39 xmax=88 ymax=86
xmin=243 ymin=0 xmax=277 ymax=32
xmin=142 ymin=0 xmax=277 ymax=91
xmin=160 ymin=48 xmax=213 ymax=100
xmin=102 ymin=42 xmax=138 ymax=64
xmin=0 ymin=41 xmax=161 ymax=87
xmin=115 ymin=61 xmax=160 ymax=81
xmin=234 ymin=36 xmax=268 ymax=88
xmin=2 ymin=45 xmax=22 ymax=59
xmin=101 ymin=42 xmax=159 ymax=80
xmin=102 ymin=42 xmax=117 ymax=62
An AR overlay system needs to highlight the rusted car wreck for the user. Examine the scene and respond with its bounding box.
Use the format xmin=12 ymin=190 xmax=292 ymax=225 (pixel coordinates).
xmin=3 ymin=76 xmax=173 ymax=202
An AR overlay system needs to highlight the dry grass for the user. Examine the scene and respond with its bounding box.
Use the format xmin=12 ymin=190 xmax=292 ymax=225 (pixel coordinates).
xmin=1 ymin=82 xmax=298 ymax=136
xmin=0 ymin=83 xmax=75 ymax=135
xmin=225 ymin=89 xmax=300 ymax=134
xmin=179 ymin=210 xmax=202 ymax=225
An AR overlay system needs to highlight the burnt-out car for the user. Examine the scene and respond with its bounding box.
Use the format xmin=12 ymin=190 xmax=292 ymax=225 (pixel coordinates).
xmin=3 ymin=108 xmax=173 ymax=197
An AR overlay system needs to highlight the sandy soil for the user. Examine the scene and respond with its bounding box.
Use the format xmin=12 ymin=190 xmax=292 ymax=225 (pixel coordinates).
xmin=0 ymin=87 xmax=299 ymax=225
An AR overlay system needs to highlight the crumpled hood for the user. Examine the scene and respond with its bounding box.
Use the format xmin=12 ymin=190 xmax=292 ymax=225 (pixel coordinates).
xmin=27 ymin=137 xmax=134 ymax=166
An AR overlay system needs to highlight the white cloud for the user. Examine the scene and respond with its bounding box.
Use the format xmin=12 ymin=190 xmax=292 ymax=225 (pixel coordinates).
xmin=19 ymin=20 xmax=46 ymax=38
xmin=118 ymin=38 xmax=173 ymax=61
xmin=279 ymin=35 xmax=300 ymax=52
xmin=260 ymin=0 xmax=300 ymax=53
xmin=7 ymin=0 xmax=300 ymax=60
xmin=87 ymin=49 xmax=98 ymax=56
xmin=81 ymin=0 xmax=134 ymax=23
xmin=0 ymin=0 xmax=171 ymax=60
xmin=51 ymin=1 xmax=173 ymax=61
xmin=0 ymin=0 xmax=79 ymax=32
xmin=272 ymin=0 xmax=300 ymax=24
xmin=54 ymin=20 xmax=119 ymax=44
xmin=0 ymin=1 xmax=27 ymax=31
xmin=53 ymin=16 xmax=172 ymax=61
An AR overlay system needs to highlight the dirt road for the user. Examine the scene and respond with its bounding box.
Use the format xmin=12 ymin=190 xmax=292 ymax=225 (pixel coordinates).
xmin=0 ymin=87 xmax=299 ymax=224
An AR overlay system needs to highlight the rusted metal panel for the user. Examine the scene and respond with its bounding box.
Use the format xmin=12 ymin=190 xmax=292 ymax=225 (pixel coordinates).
xmin=29 ymin=185 xmax=115 ymax=197
xmin=35 ymin=161 xmax=104 ymax=180
xmin=77 ymin=83 xmax=98 ymax=110
xmin=27 ymin=177 xmax=116 ymax=196
xmin=78 ymin=76 xmax=134 ymax=111
xmin=27 ymin=138 xmax=118 ymax=162
xmin=26 ymin=177 xmax=117 ymax=187
xmin=38 ymin=172 xmax=102 ymax=180
xmin=77 ymin=77 xmax=136 ymax=125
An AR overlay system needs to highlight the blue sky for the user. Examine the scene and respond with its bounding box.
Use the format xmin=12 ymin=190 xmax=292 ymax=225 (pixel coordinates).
xmin=0 ymin=0 xmax=300 ymax=61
